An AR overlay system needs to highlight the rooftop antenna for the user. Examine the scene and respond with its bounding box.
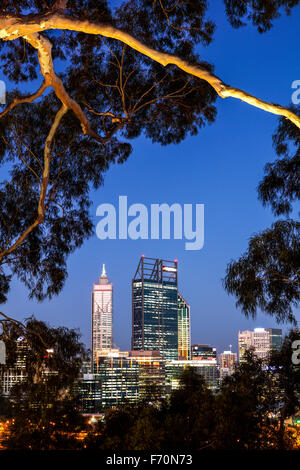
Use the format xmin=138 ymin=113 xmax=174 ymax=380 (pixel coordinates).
xmin=101 ymin=264 xmax=107 ymax=277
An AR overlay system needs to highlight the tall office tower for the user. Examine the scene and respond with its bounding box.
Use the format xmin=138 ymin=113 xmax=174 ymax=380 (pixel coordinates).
xmin=238 ymin=328 xmax=282 ymax=362
xmin=92 ymin=264 xmax=113 ymax=361
xmin=177 ymin=293 xmax=191 ymax=360
xmin=219 ymin=350 xmax=237 ymax=378
xmin=132 ymin=256 xmax=179 ymax=361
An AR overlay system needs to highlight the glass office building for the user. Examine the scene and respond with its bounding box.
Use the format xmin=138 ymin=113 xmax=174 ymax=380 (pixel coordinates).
xmin=78 ymin=350 xmax=166 ymax=413
xmin=1 ymin=337 xmax=28 ymax=396
xmin=166 ymin=359 xmax=219 ymax=393
xmin=267 ymin=328 xmax=282 ymax=352
xmin=94 ymin=353 xmax=139 ymax=409
xmin=129 ymin=350 xmax=166 ymax=398
xmin=132 ymin=257 xmax=179 ymax=361
xmin=78 ymin=351 xmax=140 ymax=413
xmin=78 ymin=373 xmax=102 ymax=414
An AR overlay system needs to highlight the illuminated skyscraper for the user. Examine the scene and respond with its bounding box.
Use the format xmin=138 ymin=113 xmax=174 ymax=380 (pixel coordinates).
xmin=132 ymin=257 xmax=178 ymax=361
xmin=177 ymin=293 xmax=191 ymax=360
xmin=92 ymin=264 xmax=113 ymax=361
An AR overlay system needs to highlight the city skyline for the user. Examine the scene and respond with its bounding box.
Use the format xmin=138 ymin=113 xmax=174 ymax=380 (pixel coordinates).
xmin=5 ymin=253 xmax=293 ymax=356
xmin=89 ymin=258 xmax=284 ymax=359
xmin=0 ymin=0 xmax=299 ymax=452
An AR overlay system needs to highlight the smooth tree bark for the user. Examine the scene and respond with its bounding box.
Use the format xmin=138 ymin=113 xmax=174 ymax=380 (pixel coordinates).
xmin=0 ymin=7 xmax=299 ymax=132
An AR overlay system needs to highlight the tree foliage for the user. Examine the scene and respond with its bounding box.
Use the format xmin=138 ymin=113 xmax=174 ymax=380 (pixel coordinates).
xmin=0 ymin=316 xmax=87 ymax=450
xmin=84 ymin=343 xmax=300 ymax=450
xmin=0 ymin=0 xmax=219 ymax=308
xmin=269 ymin=329 xmax=300 ymax=445
xmin=224 ymin=0 xmax=300 ymax=32
xmin=225 ymin=110 xmax=300 ymax=324
xmin=258 ymin=106 xmax=300 ymax=217
xmin=224 ymin=220 xmax=299 ymax=324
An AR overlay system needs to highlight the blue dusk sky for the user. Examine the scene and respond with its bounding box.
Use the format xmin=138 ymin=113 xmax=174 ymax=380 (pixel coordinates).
xmin=2 ymin=1 xmax=300 ymax=355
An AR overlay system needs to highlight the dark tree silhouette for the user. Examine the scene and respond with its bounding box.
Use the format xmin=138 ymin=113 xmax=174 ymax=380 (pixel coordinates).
xmin=224 ymin=220 xmax=299 ymax=324
xmin=224 ymin=0 xmax=300 ymax=32
xmin=0 ymin=317 xmax=87 ymax=450
xmin=224 ymin=110 xmax=299 ymax=324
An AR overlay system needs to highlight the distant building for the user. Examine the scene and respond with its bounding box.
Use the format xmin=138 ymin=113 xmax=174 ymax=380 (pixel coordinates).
xmin=166 ymin=358 xmax=219 ymax=393
xmin=1 ymin=337 xmax=28 ymax=395
xmin=94 ymin=353 xmax=139 ymax=410
xmin=267 ymin=328 xmax=283 ymax=352
xmin=129 ymin=350 xmax=166 ymax=398
xmin=92 ymin=264 xmax=113 ymax=362
xmin=238 ymin=328 xmax=282 ymax=362
xmin=192 ymin=344 xmax=216 ymax=361
xmin=132 ymin=257 xmax=179 ymax=361
xmin=79 ymin=349 xmax=139 ymax=413
xmin=219 ymin=350 xmax=237 ymax=378
xmin=78 ymin=373 xmax=102 ymax=415
xmin=78 ymin=349 xmax=167 ymax=413
xmin=177 ymin=293 xmax=191 ymax=360
xmin=189 ymin=344 xmax=219 ymax=390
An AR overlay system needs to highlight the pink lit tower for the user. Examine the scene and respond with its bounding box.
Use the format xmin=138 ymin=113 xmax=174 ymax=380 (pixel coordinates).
xmin=91 ymin=264 xmax=113 ymax=361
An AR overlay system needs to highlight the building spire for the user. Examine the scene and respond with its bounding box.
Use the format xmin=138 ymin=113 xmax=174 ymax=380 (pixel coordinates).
xmin=99 ymin=263 xmax=108 ymax=284
xmin=101 ymin=263 xmax=107 ymax=278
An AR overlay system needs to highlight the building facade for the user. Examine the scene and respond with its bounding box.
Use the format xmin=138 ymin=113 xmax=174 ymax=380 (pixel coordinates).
xmin=238 ymin=328 xmax=282 ymax=362
xmin=219 ymin=350 xmax=237 ymax=378
xmin=129 ymin=350 xmax=166 ymax=398
xmin=92 ymin=264 xmax=113 ymax=361
xmin=132 ymin=257 xmax=179 ymax=361
xmin=79 ymin=349 xmax=141 ymax=413
xmin=94 ymin=353 xmax=140 ymax=409
xmin=1 ymin=337 xmax=28 ymax=396
xmin=192 ymin=344 xmax=217 ymax=361
xmin=177 ymin=293 xmax=191 ymax=360
xmin=166 ymin=359 xmax=219 ymax=393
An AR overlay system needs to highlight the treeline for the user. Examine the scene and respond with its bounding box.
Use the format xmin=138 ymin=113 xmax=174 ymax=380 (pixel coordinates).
xmin=0 ymin=319 xmax=300 ymax=450
xmin=85 ymin=336 xmax=300 ymax=451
